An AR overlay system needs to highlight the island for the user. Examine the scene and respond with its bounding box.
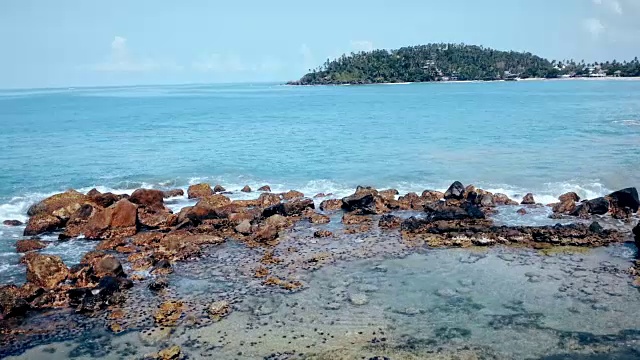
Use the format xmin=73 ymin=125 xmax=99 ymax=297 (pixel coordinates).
xmin=287 ymin=43 xmax=640 ymax=85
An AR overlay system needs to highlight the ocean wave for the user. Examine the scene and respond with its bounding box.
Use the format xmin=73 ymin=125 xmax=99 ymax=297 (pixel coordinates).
xmin=612 ymin=120 xmax=640 ymax=126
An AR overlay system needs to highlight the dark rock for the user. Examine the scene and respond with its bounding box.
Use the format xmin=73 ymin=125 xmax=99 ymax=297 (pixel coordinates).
xmin=15 ymin=239 xmax=47 ymax=253
xmin=521 ymin=193 xmax=536 ymax=205
xmin=3 ymin=219 xmax=23 ymax=226
xmin=400 ymin=216 xmax=429 ymax=233
xmin=516 ymin=208 xmax=527 ymax=215
xmin=258 ymin=185 xmax=271 ymax=192
xmin=313 ymin=230 xmax=333 ymax=238
xmin=342 ymin=187 xmax=387 ymax=214
xmin=149 ymin=277 xmax=169 ymax=291
xmin=262 ymin=198 xmax=314 ymax=218
xmin=0 ymin=285 xmax=29 ymax=319
xmin=424 ymin=201 xmax=485 ymax=221
xmin=444 ymin=181 xmax=465 ymax=200
xmin=378 ymin=214 xmax=402 ymax=228
xmin=150 ymin=259 xmax=173 ymax=275
xmin=90 ymin=192 xmax=122 ymax=208
xmin=571 ymin=197 xmax=609 ymax=216
xmin=213 ymin=184 xmax=226 ymax=193
xmin=241 ymin=185 xmax=252 ymax=193
xmin=633 ymin=222 xmax=639 ymax=247
xmin=253 ymin=225 xmax=279 ymax=244
xmin=608 ymin=187 xmax=639 ymax=213
xmin=588 ymin=221 xmax=604 ymax=235
xmin=162 ymin=189 xmax=184 ymax=198
xmin=187 ymin=183 xmax=213 ymax=199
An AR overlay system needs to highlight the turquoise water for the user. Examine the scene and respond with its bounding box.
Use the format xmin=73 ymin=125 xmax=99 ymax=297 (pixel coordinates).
xmin=0 ymin=80 xmax=639 ymax=280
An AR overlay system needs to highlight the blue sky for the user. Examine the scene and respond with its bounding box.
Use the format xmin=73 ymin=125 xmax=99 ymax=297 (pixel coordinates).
xmin=1 ymin=0 xmax=639 ymax=88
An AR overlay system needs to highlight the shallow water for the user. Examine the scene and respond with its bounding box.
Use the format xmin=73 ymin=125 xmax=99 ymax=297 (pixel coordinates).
xmin=5 ymin=244 xmax=639 ymax=360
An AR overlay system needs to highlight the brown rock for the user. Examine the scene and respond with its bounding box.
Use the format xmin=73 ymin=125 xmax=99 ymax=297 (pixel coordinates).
xmin=265 ymin=214 xmax=288 ymax=229
xmin=342 ymin=187 xmax=388 ymax=214
xmin=154 ymin=300 xmax=185 ymax=326
xmin=552 ymin=199 xmax=577 ymax=214
xmin=60 ymin=203 xmax=97 ymax=238
xmin=421 ymin=190 xmax=444 ymax=203
xmin=163 ymin=189 xmax=184 ymax=198
xmin=3 ymin=220 xmax=23 ymax=226
xmin=378 ymin=214 xmax=402 ymax=228
xmin=213 ymin=184 xmax=226 ymax=193
xmin=253 ymin=225 xmax=279 ymax=245
xmin=23 ymin=213 xmax=63 ymax=236
xmin=208 ymin=300 xmax=231 ymax=321
xmin=96 ymin=238 xmax=127 ymax=251
xmin=494 ymin=193 xmax=516 ymax=205
xmin=156 ymin=345 xmax=182 ymax=360
xmin=24 ymin=254 xmax=68 ymax=289
xmin=257 ymin=185 xmax=271 ymax=192
xmin=187 ymin=183 xmax=213 ymax=199
xmin=313 ymin=192 xmax=331 ymax=198
xmin=313 ymin=230 xmax=333 ymax=238
xmin=241 ymin=185 xmax=252 ymax=193
xmin=0 ymin=285 xmax=29 ymax=319
xmin=517 ymin=208 xmax=527 ymax=215
xmin=282 ymin=190 xmax=304 ymax=200
xmin=379 ymin=189 xmax=399 ymax=200
xmin=15 ymin=239 xmax=47 ymax=253
xmin=235 ymin=219 xmax=252 ymax=235
xmin=308 ymin=213 xmax=330 ymax=224
xmin=27 ymin=190 xmax=91 ymax=220
xmin=342 ymin=212 xmax=372 ymax=225
xmin=93 ymin=255 xmax=125 ymax=278
xmin=129 ymin=189 xmax=165 ymax=210
xmin=319 ymin=199 xmax=342 ymax=212
xmin=397 ymin=192 xmax=425 ymax=210
xmin=559 ymin=192 xmax=580 ymax=203
xmin=521 ymin=193 xmax=536 ymax=205
xmin=90 ymin=192 xmax=123 ymax=208
xmin=138 ymin=207 xmax=176 ymax=229
xmin=263 ymin=198 xmax=315 ymax=217
xmin=84 ymin=199 xmax=138 ymax=239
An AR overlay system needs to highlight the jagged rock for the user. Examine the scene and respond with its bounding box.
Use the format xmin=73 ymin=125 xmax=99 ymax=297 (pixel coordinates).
xmin=319 ymin=199 xmax=342 ymax=211
xmin=424 ymin=201 xmax=485 ymax=221
xmin=162 ymin=189 xmax=184 ymax=198
xmin=23 ymin=214 xmax=63 ymax=236
xmin=559 ymin=192 xmax=580 ymax=202
xmin=379 ymin=214 xmax=402 ymax=228
xmin=187 ymin=183 xmax=213 ymax=199
xmin=421 ymin=190 xmax=444 ymax=203
xmin=3 ymin=220 xmax=23 ymax=226
xmin=262 ymin=198 xmax=314 ymax=217
xmin=154 ymin=300 xmax=185 ymax=326
xmin=24 ymin=254 xmax=68 ymax=289
xmin=342 ymin=187 xmax=387 ymax=214
xmin=84 ymin=199 xmax=138 ymax=239
xmin=282 ymin=190 xmax=304 ymax=200
xmin=156 ymin=345 xmax=182 ymax=360
xmin=444 ymin=181 xmax=465 ymax=200
xmin=258 ymin=185 xmax=271 ymax=192
xmin=521 ymin=193 xmax=536 ymax=205
xmin=235 ymin=219 xmax=252 ymax=235
xmin=150 ymin=259 xmax=173 ymax=275
xmin=129 ymin=189 xmax=166 ymax=210
xmin=589 ymin=221 xmax=604 ymax=235
xmin=313 ymin=230 xmax=333 ymax=238
xmin=241 ymin=185 xmax=252 ymax=193
xmin=138 ymin=207 xmax=176 ymax=229
xmin=213 ymin=184 xmax=226 ymax=193
xmin=15 ymin=239 xmax=46 ymax=253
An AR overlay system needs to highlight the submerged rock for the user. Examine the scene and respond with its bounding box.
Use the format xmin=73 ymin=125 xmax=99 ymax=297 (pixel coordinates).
xmin=208 ymin=300 xmax=231 ymax=321
xmin=0 ymin=285 xmax=30 ymax=319
xmin=187 ymin=183 xmax=213 ymax=199
xmin=314 ymin=230 xmax=333 ymax=238
xmin=3 ymin=219 xmax=23 ymax=226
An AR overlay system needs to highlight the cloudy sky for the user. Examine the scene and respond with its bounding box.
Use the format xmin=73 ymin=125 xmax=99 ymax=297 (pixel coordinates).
xmin=1 ymin=0 xmax=639 ymax=88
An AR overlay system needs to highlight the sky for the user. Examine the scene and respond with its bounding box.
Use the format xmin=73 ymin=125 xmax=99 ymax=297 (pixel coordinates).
xmin=1 ymin=0 xmax=640 ymax=88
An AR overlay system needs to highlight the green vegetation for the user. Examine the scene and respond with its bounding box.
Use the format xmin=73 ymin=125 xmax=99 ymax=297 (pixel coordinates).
xmin=287 ymin=43 xmax=640 ymax=85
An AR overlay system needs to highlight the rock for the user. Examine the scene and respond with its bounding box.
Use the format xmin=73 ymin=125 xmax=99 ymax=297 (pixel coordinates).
xmin=494 ymin=193 xmax=517 ymax=205
xmin=150 ymin=259 xmax=173 ymax=275
xmin=180 ymin=194 xmax=232 ymax=223
xmin=308 ymin=213 xmax=330 ymax=224
xmin=342 ymin=187 xmax=388 ymax=214
xmin=478 ymin=193 xmax=495 ymax=207
xmin=444 ymin=181 xmax=465 ymax=200
xmin=379 ymin=189 xmax=399 ymax=200
xmin=424 ymin=201 xmax=485 ymax=221
xmin=559 ymin=192 xmax=580 ymax=202
xmin=521 ymin=193 xmax=536 ymax=205
xmin=265 ymin=214 xmax=288 ymax=229
xmin=571 ymin=197 xmax=609 ymax=216
xmin=208 ymin=300 xmax=231 ymax=321
xmin=84 ymin=199 xmax=138 ymax=239
xmin=608 ymin=187 xmax=639 ymax=213
xmin=552 ymin=199 xmax=576 ymax=214
xmin=24 ymin=254 xmax=68 ymax=289
xmin=516 ymin=208 xmax=527 ymax=215
xmin=93 ymin=255 xmax=125 ymax=278
xmin=378 ymin=214 xmax=402 ymax=229
xmin=282 ymin=190 xmax=304 ymax=200
xmin=633 ymin=222 xmax=640 ymax=248
xmin=235 ymin=219 xmax=252 ymax=235
xmin=213 ymin=184 xmax=226 ymax=193
xmin=589 ymin=221 xmax=604 ymax=235
xmin=154 ymin=301 xmax=185 ymax=326
xmin=0 ymin=285 xmax=30 ymax=319
xmin=319 ymin=199 xmax=342 ymax=211
xmin=349 ymin=293 xmax=369 ymax=305
xmin=156 ymin=345 xmax=182 ymax=360
xmin=241 ymin=185 xmax=252 ymax=193
xmin=162 ymin=189 xmax=184 ymax=198
xmin=313 ymin=230 xmax=333 ymax=238
xmin=90 ymin=192 xmax=122 ymax=208
xmin=252 ymin=225 xmax=279 ymax=245
xmin=187 ymin=183 xmax=213 ymax=199
xmin=149 ymin=277 xmax=169 ymax=291
xmin=23 ymin=214 xmax=63 ymax=236
xmin=258 ymin=185 xmax=271 ymax=192
xmin=421 ymin=190 xmax=444 ymax=203
xmin=257 ymin=193 xmax=281 ymax=208
xmin=262 ymin=198 xmax=314 ymax=217
xmin=342 ymin=212 xmax=372 ymax=225
xmin=15 ymin=239 xmax=47 ymax=253
xmin=397 ymin=192 xmax=425 ymax=210
xmin=27 ymin=190 xmax=91 ymax=220
xmin=138 ymin=207 xmax=176 ymax=229
xmin=3 ymin=220 xmax=23 ymax=226
xmin=129 ymin=189 xmax=165 ymax=210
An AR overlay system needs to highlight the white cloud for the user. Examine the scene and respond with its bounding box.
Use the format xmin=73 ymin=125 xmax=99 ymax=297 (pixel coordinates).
xmin=350 ymin=40 xmax=374 ymax=52
xmin=91 ymin=36 xmax=182 ymax=73
xmin=592 ymin=0 xmax=623 ymax=14
xmin=192 ymin=54 xmax=282 ymax=73
xmin=583 ymin=18 xmax=606 ymax=37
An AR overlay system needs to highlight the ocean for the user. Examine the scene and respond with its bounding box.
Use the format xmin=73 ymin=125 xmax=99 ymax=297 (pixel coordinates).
xmin=1 ymin=80 xmax=639 ymax=283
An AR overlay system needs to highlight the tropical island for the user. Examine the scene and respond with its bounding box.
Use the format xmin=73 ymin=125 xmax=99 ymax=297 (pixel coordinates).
xmin=287 ymin=43 xmax=640 ymax=85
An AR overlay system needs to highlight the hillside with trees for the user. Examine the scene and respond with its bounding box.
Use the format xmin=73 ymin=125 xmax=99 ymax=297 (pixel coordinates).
xmin=287 ymin=43 xmax=640 ymax=85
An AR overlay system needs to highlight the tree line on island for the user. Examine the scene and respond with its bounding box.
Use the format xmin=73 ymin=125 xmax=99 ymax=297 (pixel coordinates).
xmin=287 ymin=43 xmax=640 ymax=85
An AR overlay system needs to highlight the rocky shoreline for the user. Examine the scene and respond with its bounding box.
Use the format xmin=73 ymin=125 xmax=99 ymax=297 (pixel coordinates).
xmin=1 ymin=181 xmax=639 ymax=359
